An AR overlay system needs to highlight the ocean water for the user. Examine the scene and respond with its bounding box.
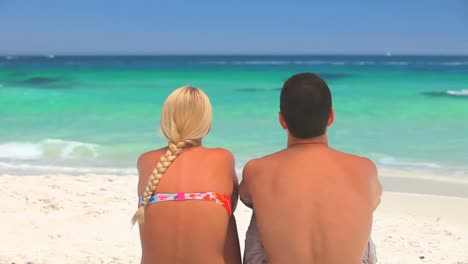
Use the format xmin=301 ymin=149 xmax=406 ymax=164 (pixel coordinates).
xmin=0 ymin=55 xmax=467 ymax=179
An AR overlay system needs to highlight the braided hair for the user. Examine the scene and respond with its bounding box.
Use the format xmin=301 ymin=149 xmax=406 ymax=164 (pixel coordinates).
xmin=131 ymin=86 xmax=212 ymax=225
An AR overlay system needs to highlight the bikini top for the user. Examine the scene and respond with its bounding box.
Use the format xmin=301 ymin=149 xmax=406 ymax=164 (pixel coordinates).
xmin=139 ymin=191 xmax=232 ymax=215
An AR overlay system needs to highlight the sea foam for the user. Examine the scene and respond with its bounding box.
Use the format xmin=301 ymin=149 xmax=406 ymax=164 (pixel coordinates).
xmin=0 ymin=142 xmax=43 ymax=160
xmin=0 ymin=139 xmax=99 ymax=160
xmin=0 ymin=161 xmax=136 ymax=176
xmin=446 ymin=89 xmax=468 ymax=96
xmin=378 ymin=156 xmax=442 ymax=169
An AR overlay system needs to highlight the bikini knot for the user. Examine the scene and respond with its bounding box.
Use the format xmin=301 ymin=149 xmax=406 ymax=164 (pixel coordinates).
xmin=176 ymin=192 xmax=186 ymax=201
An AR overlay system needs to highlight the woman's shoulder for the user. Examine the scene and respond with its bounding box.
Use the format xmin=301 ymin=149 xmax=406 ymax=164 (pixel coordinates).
xmin=201 ymin=147 xmax=234 ymax=158
xmin=137 ymin=148 xmax=167 ymax=165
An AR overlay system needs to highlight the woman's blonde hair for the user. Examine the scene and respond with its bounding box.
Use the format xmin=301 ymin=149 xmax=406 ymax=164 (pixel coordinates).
xmin=131 ymin=85 xmax=212 ymax=225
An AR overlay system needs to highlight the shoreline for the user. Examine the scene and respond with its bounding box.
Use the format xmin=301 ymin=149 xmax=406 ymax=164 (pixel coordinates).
xmin=3 ymin=166 xmax=467 ymax=199
xmin=380 ymin=176 xmax=468 ymax=199
xmin=1 ymin=175 xmax=467 ymax=263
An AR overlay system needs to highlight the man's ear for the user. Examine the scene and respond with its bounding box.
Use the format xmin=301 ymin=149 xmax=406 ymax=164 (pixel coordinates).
xmin=327 ymin=109 xmax=335 ymax=126
xmin=279 ymin=112 xmax=288 ymax=129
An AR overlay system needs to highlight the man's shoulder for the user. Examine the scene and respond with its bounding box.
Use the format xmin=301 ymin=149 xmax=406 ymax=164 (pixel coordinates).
xmin=331 ymin=149 xmax=377 ymax=175
xmin=243 ymin=158 xmax=260 ymax=176
xmin=243 ymin=150 xmax=284 ymax=172
xmin=332 ymin=149 xmax=381 ymax=200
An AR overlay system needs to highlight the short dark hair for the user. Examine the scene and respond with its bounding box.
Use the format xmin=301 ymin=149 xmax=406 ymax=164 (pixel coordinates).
xmin=280 ymin=73 xmax=332 ymax=139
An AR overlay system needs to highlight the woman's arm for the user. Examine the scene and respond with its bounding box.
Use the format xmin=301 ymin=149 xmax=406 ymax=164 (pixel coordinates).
xmin=221 ymin=149 xmax=239 ymax=212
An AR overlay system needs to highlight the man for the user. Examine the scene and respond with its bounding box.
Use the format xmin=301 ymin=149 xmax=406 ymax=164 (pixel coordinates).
xmin=240 ymin=73 xmax=382 ymax=264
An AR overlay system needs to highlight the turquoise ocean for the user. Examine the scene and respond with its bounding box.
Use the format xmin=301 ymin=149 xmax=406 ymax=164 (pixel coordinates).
xmin=0 ymin=55 xmax=467 ymax=181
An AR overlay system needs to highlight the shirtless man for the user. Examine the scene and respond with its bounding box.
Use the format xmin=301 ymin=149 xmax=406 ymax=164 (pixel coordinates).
xmin=240 ymin=73 xmax=382 ymax=264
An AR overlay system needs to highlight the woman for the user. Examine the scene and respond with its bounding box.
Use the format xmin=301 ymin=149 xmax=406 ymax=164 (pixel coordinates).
xmin=132 ymin=86 xmax=241 ymax=264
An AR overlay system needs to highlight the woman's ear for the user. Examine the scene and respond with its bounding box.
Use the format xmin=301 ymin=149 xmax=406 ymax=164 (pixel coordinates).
xmin=327 ymin=109 xmax=335 ymax=126
xmin=279 ymin=112 xmax=288 ymax=129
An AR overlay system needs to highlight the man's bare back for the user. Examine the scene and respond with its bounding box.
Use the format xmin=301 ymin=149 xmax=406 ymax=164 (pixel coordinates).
xmin=241 ymin=143 xmax=381 ymax=263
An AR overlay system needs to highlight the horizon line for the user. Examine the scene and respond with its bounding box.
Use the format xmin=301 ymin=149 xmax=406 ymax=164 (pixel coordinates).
xmin=2 ymin=53 xmax=468 ymax=57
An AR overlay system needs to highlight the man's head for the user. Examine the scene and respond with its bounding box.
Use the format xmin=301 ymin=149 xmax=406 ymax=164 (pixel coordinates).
xmin=279 ymin=73 xmax=334 ymax=139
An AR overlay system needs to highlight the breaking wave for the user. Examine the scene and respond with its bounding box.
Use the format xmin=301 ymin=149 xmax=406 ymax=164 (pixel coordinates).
xmin=421 ymin=89 xmax=468 ymax=98
xmin=0 ymin=139 xmax=99 ymax=160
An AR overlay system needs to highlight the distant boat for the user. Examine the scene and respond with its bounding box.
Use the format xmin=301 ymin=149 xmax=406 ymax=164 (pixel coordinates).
xmin=5 ymin=56 xmax=13 ymax=60
xmin=48 ymin=54 xmax=55 ymax=59
xmin=385 ymin=52 xmax=392 ymax=57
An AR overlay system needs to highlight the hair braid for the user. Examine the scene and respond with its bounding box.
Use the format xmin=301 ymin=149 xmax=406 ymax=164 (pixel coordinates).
xmin=131 ymin=141 xmax=187 ymax=226
xmin=131 ymin=85 xmax=212 ymax=226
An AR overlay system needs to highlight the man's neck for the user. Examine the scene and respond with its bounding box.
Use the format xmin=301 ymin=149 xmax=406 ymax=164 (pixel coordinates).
xmin=287 ymin=134 xmax=329 ymax=148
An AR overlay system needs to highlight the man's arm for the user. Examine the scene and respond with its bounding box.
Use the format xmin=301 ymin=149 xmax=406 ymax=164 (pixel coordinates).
xmin=372 ymin=177 xmax=383 ymax=211
xmin=364 ymin=158 xmax=382 ymax=211
xmin=239 ymin=159 xmax=257 ymax=209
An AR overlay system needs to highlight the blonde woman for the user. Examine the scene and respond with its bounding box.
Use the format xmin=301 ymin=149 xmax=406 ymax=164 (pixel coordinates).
xmin=132 ymin=86 xmax=241 ymax=264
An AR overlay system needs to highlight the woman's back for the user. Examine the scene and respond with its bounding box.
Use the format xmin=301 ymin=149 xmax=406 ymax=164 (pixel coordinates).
xmin=137 ymin=147 xmax=240 ymax=264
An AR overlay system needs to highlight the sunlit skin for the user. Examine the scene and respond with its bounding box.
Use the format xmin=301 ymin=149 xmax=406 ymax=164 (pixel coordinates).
xmin=240 ymin=109 xmax=382 ymax=264
xmin=137 ymin=146 xmax=241 ymax=264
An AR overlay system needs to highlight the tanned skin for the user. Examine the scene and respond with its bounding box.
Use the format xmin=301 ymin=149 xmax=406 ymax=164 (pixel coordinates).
xmin=137 ymin=146 xmax=241 ymax=264
xmin=240 ymin=110 xmax=382 ymax=264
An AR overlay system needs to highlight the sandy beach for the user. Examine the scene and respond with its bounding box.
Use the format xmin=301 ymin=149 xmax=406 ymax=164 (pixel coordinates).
xmin=1 ymin=174 xmax=467 ymax=264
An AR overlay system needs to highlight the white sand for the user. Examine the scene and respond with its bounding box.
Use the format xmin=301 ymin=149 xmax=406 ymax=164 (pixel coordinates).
xmin=0 ymin=175 xmax=467 ymax=264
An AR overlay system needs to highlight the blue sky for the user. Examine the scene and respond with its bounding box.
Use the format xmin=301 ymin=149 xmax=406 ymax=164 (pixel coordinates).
xmin=0 ymin=0 xmax=467 ymax=55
